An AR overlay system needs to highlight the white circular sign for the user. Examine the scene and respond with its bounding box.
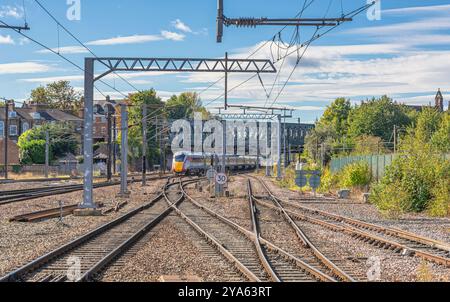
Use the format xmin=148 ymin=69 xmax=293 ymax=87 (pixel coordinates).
xmin=215 ymin=173 xmax=228 ymax=185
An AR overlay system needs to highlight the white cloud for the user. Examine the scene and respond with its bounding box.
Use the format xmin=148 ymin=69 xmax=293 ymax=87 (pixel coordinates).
xmin=348 ymin=17 xmax=450 ymax=36
xmin=185 ymin=40 xmax=450 ymax=109
xmin=21 ymin=75 xmax=84 ymax=83
xmin=0 ymin=62 xmax=52 ymax=75
xmin=0 ymin=35 xmax=14 ymax=45
xmin=36 ymin=46 xmax=89 ymax=55
xmin=0 ymin=5 xmax=23 ymax=19
xmin=171 ymin=19 xmax=192 ymax=33
xmin=383 ymin=4 xmax=450 ymax=15
xmin=160 ymin=30 xmax=185 ymax=41
xmin=87 ymin=35 xmax=163 ymax=46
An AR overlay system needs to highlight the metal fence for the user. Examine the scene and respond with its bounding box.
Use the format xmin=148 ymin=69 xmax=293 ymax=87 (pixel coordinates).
xmin=330 ymin=154 xmax=398 ymax=181
xmin=331 ymin=154 xmax=450 ymax=181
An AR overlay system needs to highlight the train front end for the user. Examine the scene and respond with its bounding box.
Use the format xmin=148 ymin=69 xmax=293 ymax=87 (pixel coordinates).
xmin=172 ymin=152 xmax=187 ymax=174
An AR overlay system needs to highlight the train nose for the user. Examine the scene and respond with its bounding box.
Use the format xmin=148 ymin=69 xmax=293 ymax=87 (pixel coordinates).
xmin=174 ymin=162 xmax=184 ymax=173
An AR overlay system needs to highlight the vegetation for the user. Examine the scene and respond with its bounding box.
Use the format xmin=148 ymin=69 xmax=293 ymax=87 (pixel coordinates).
xmin=18 ymin=123 xmax=78 ymax=164
xmin=122 ymin=90 xmax=210 ymax=169
xmin=165 ymin=92 xmax=209 ymax=120
xmin=30 ymin=80 xmax=82 ymax=114
xmin=339 ymin=161 xmax=372 ymax=189
xmin=303 ymin=95 xmax=449 ymax=218
xmin=370 ymin=109 xmax=450 ymax=217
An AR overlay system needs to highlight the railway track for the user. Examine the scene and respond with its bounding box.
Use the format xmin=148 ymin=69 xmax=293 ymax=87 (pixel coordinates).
xmin=247 ymin=177 xmax=359 ymax=282
xmin=9 ymin=204 xmax=79 ymax=222
xmin=0 ymin=175 xmax=170 ymax=206
xmin=0 ymin=178 xmax=193 ymax=282
xmin=255 ymin=176 xmax=450 ymax=268
xmin=171 ymin=180 xmax=338 ymax=282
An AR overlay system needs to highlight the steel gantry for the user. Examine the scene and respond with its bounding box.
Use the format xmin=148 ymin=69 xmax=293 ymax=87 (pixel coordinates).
xmin=81 ymin=56 xmax=276 ymax=209
xmin=216 ymin=0 xmax=356 ymax=42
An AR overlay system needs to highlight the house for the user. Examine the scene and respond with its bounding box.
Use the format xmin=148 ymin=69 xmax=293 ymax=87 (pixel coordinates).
xmin=92 ymin=96 xmax=122 ymax=143
xmin=0 ymin=100 xmax=83 ymax=143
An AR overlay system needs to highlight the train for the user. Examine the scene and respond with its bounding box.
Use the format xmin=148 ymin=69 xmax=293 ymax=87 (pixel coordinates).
xmin=172 ymin=151 xmax=258 ymax=175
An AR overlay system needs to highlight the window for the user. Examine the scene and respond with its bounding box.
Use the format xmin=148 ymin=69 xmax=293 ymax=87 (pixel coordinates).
xmin=0 ymin=121 xmax=4 ymax=137
xmin=9 ymin=111 xmax=17 ymax=118
xmin=31 ymin=112 xmax=41 ymax=120
xmin=10 ymin=125 xmax=18 ymax=136
xmin=22 ymin=122 xmax=30 ymax=133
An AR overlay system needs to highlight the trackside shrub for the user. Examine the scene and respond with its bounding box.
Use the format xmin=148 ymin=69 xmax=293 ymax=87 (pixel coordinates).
xmin=370 ymin=181 xmax=408 ymax=219
xmin=428 ymin=181 xmax=450 ymax=217
xmin=339 ymin=161 xmax=372 ymax=188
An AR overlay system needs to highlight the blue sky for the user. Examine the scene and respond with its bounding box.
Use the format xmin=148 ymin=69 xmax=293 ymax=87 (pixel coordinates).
xmin=1 ymin=0 xmax=450 ymax=122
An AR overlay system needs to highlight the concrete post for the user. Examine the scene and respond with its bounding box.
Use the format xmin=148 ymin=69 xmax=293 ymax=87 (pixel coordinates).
xmin=277 ymin=115 xmax=282 ymax=180
xmin=45 ymin=130 xmax=49 ymax=178
xmin=120 ymin=104 xmax=130 ymax=197
xmin=80 ymin=58 xmax=95 ymax=209
xmin=107 ymin=109 xmax=112 ymax=182
xmin=4 ymin=104 xmax=8 ymax=180
xmin=142 ymin=104 xmax=147 ymax=186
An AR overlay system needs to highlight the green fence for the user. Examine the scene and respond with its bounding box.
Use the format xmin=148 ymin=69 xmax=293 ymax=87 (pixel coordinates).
xmin=331 ymin=154 xmax=450 ymax=181
xmin=330 ymin=154 xmax=398 ymax=181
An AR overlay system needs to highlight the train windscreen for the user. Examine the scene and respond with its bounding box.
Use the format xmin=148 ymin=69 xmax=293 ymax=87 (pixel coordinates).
xmin=175 ymin=154 xmax=186 ymax=162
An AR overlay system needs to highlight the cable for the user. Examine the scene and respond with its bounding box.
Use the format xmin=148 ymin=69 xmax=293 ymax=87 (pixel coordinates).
xmin=198 ymin=0 xmax=315 ymax=101
xmin=204 ymin=2 xmax=374 ymax=109
xmin=33 ymin=0 xmax=142 ymax=94
xmin=0 ymin=19 xmax=127 ymax=99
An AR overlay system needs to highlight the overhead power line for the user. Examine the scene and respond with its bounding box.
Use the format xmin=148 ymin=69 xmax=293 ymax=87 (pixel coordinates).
xmin=33 ymin=0 xmax=141 ymax=94
xmin=0 ymin=19 xmax=127 ymax=99
xmin=205 ymin=1 xmax=375 ymax=109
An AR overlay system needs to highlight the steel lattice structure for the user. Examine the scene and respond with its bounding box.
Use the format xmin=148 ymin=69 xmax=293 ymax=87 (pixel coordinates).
xmin=81 ymin=56 xmax=276 ymax=209
xmin=94 ymin=58 xmax=276 ymax=81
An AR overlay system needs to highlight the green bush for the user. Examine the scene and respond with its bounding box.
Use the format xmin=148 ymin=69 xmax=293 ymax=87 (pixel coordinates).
xmin=370 ymin=181 xmax=408 ymax=219
xmin=19 ymin=140 xmax=47 ymax=165
xmin=318 ymin=167 xmax=339 ymax=193
xmin=428 ymin=181 xmax=450 ymax=217
xmin=370 ymin=133 xmax=450 ymax=215
xmin=339 ymin=161 xmax=372 ymax=188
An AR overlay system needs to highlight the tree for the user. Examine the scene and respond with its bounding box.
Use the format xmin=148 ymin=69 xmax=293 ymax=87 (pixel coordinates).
xmin=123 ymin=89 xmax=164 ymax=168
xmin=347 ymin=96 xmax=412 ymax=141
xmin=318 ymin=98 xmax=352 ymax=137
xmin=304 ymin=124 xmax=337 ymax=164
xmin=415 ymin=107 xmax=442 ymax=143
xmin=18 ymin=123 xmax=79 ymax=164
xmin=30 ymin=81 xmax=82 ymax=114
xmin=165 ymin=92 xmax=209 ymax=120
xmin=431 ymin=113 xmax=450 ymax=153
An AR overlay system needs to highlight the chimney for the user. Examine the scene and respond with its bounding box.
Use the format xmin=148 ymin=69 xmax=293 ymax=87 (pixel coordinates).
xmin=106 ymin=95 xmax=111 ymax=102
xmin=6 ymin=100 xmax=15 ymax=112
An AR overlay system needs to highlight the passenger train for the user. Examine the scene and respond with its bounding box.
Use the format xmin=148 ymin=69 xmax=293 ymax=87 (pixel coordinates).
xmin=172 ymin=151 xmax=258 ymax=175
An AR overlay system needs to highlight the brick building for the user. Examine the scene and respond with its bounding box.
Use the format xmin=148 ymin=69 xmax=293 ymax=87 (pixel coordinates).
xmin=0 ymin=101 xmax=82 ymax=143
xmin=0 ymin=138 xmax=20 ymax=165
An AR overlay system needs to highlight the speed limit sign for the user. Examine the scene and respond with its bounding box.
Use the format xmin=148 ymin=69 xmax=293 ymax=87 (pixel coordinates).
xmin=215 ymin=173 xmax=228 ymax=185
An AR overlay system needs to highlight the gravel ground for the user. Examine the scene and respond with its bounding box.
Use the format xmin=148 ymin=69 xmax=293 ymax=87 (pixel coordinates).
xmin=0 ymin=179 xmax=166 ymax=277
xmin=186 ymin=179 xmax=252 ymax=231
xmin=101 ymin=215 xmax=245 ymax=282
xmin=262 ymin=176 xmax=450 ymax=244
xmin=192 ymin=175 xmax=450 ymax=282
xmin=0 ymin=180 xmax=83 ymax=191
